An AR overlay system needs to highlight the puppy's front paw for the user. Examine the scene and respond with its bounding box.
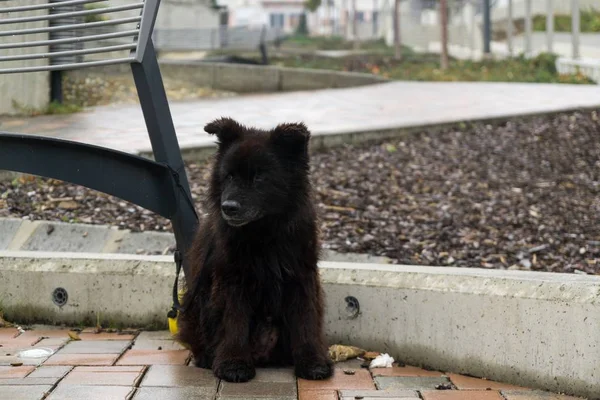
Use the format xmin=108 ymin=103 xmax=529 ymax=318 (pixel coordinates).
xmin=214 ymin=359 xmax=256 ymax=382
xmin=295 ymin=359 xmax=333 ymax=380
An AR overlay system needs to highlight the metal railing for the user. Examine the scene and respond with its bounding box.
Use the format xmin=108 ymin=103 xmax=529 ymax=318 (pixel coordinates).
xmin=152 ymin=25 xmax=285 ymax=52
xmin=0 ymin=0 xmax=149 ymax=73
xmin=0 ymin=0 xmax=199 ymax=279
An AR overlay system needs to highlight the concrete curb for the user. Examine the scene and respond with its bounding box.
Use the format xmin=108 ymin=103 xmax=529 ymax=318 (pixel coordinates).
xmin=0 ymin=251 xmax=597 ymax=398
xmin=0 ymin=218 xmax=392 ymax=263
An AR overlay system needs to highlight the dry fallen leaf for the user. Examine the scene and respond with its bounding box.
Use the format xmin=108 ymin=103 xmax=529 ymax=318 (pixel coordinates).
xmin=328 ymin=344 xmax=365 ymax=362
xmin=68 ymin=331 xmax=81 ymax=341
xmin=0 ymin=312 xmax=13 ymax=328
xmin=363 ymin=351 xmax=381 ymax=360
xmin=58 ymin=200 xmax=80 ymax=210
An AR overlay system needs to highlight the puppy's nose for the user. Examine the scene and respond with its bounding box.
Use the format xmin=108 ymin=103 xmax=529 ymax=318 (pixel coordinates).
xmin=221 ymin=200 xmax=241 ymax=217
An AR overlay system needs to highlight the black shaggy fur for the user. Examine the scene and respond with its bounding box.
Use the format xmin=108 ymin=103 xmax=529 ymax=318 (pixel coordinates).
xmin=177 ymin=118 xmax=333 ymax=383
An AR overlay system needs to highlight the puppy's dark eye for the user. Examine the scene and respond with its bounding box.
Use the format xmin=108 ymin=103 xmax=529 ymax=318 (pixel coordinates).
xmin=225 ymin=174 xmax=233 ymax=182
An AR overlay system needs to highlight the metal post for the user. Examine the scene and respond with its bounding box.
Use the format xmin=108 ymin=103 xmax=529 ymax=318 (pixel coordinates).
xmin=373 ymin=0 xmax=378 ymax=37
xmin=524 ymin=0 xmax=532 ymax=57
xmin=546 ymin=0 xmax=553 ymax=53
xmin=352 ymin=0 xmax=358 ymax=46
xmin=572 ymin=0 xmax=580 ymax=59
xmin=259 ymin=25 xmax=269 ymax=64
xmin=342 ymin=0 xmax=347 ymax=38
xmin=440 ymin=0 xmax=448 ymax=69
xmin=470 ymin=0 xmax=476 ymax=58
xmin=506 ymin=0 xmax=513 ymax=56
xmin=50 ymin=71 xmax=63 ymax=104
xmin=131 ymin=40 xmax=198 ymax=277
xmin=483 ymin=0 xmax=491 ymax=56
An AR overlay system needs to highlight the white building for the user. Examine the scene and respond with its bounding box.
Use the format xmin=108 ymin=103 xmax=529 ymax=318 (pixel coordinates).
xmin=218 ymin=0 xmax=307 ymax=33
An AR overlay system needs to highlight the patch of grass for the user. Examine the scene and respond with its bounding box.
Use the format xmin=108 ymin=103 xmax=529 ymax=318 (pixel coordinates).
xmin=11 ymin=100 xmax=83 ymax=117
xmin=283 ymin=35 xmax=394 ymax=52
xmin=84 ymin=3 xmax=109 ymax=23
xmin=273 ymin=52 xmax=595 ymax=84
xmin=45 ymin=101 xmax=82 ymax=115
xmin=533 ymin=8 xmax=600 ymax=32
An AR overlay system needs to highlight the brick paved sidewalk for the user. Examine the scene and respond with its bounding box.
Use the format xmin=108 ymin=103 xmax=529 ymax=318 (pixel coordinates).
xmin=1 ymin=82 xmax=600 ymax=155
xmin=0 ymin=327 xmax=583 ymax=400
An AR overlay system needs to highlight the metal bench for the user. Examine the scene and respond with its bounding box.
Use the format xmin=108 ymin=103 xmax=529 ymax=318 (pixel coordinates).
xmin=0 ymin=0 xmax=199 ymax=282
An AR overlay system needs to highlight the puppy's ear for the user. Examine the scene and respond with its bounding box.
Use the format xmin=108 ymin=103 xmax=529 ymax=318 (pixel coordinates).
xmin=204 ymin=117 xmax=244 ymax=147
xmin=271 ymin=122 xmax=310 ymax=158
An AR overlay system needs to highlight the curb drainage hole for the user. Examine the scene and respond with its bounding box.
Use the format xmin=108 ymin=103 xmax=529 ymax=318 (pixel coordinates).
xmin=344 ymin=296 xmax=360 ymax=319
xmin=52 ymin=287 xmax=68 ymax=307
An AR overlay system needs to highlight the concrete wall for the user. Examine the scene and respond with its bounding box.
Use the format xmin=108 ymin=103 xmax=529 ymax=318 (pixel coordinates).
xmin=66 ymin=61 xmax=388 ymax=93
xmin=0 ymin=252 xmax=598 ymax=398
xmin=108 ymin=0 xmax=221 ymax=29
xmin=0 ymin=0 xmax=50 ymax=115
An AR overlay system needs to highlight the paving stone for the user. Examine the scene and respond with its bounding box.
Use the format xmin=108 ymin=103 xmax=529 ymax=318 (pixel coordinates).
xmin=0 ymin=365 xmax=35 ymax=378
xmin=132 ymin=387 xmax=215 ymax=400
xmin=218 ymin=397 xmax=296 ymax=400
xmin=339 ymin=389 xmax=421 ymax=399
xmin=21 ymin=222 xmax=112 ymax=252
xmin=0 ymin=377 xmax=62 ymax=385
xmin=1 ymin=344 xmax=57 ymax=356
xmin=253 ymin=368 xmax=296 ymax=383
xmin=46 ymin=384 xmax=135 ymax=400
xmin=220 ymin=381 xmax=297 ymax=398
xmin=421 ymin=390 xmax=504 ymax=400
xmin=374 ymin=376 xmax=451 ymax=390
xmin=44 ymin=353 xmax=119 ymax=366
xmin=60 ymin=366 xmax=145 ymax=386
xmin=299 ymin=368 xmax=375 ymax=391
xmin=19 ymin=329 xmax=74 ymax=340
xmin=140 ymin=365 xmax=217 ymax=388
xmin=0 ymin=355 xmax=47 ymax=366
xmin=0 ymin=218 xmax=22 ymax=250
xmin=0 ymin=384 xmax=53 ymax=400
xmin=78 ymin=332 xmax=137 ymax=341
xmin=447 ymin=374 xmax=530 ymax=391
xmin=501 ymin=390 xmax=584 ymax=400
xmin=2 ymin=345 xmax=61 ymax=366
xmin=299 ymin=389 xmax=338 ymax=400
xmin=117 ymin=349 xmax=191 ymax=365
xmin=0 ymin=328 xmax=19 ymax=340
xmin=59 ymin=340 xmax=131 ymax=354
xmin=0 ymin=336 xmax=42 ymax=348
xmin=371 ymin=366 xmax=444 ymax=377
xmin=334 ymin=359 xmax=365 ymax=370
xmin=218 ymin=398 xmax=296 ymax=400
xmin=136 ymin=331 xmax=175 ymax=341
xmin=132 ymin=339 xmax=186 ymax=351
xmin=35 ymin=337 xmax=70 ymax=347
xmin=115 ymin=231 xmax=175 ymax=254
xmin=27 ymin=366 xmax=72 ymax=378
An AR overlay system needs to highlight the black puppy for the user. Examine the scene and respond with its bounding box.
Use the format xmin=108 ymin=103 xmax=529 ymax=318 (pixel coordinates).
xmin=177 ymin=118 xmax=333 ymax=383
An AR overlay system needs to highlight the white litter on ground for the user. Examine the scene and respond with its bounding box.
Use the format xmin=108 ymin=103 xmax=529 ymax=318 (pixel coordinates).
xmin=17 ymin=348 xmax=55 ymax=359
xmin=369 ymin=353 xmax=395 ymax=368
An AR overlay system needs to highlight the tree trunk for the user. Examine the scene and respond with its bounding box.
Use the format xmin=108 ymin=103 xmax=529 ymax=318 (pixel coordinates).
xmin=393 ymin=0 xmax=401 ymax=60
xmin=353 ymin=0 xmax=360 ymax=49
xmin=440 ymin=0 xmax=449 ymax=69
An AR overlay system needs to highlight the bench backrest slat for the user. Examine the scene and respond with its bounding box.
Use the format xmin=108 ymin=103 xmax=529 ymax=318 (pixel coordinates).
xmin=0 ymin=0 xmax=160 ymax=74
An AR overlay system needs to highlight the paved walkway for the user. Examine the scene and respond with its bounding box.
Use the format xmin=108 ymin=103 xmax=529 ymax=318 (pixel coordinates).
xmin=0 ymin=327 xmax=583 ymax=400
xmin=1 ymin=81 xmax=600 ymax=155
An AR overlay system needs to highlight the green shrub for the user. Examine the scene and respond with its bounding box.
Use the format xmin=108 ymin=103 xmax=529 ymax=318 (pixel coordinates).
xmin=295 ymin=13 xmax=309 ymax=36
xmin=533 ymin=8 xmax=600 ymax=32
xmin=84 ymin=3 xmax=109 ymax=23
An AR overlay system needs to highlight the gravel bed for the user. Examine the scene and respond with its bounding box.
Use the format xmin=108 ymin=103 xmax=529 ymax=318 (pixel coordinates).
xmin=1 ymin=110 xmax=599 ymax=274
